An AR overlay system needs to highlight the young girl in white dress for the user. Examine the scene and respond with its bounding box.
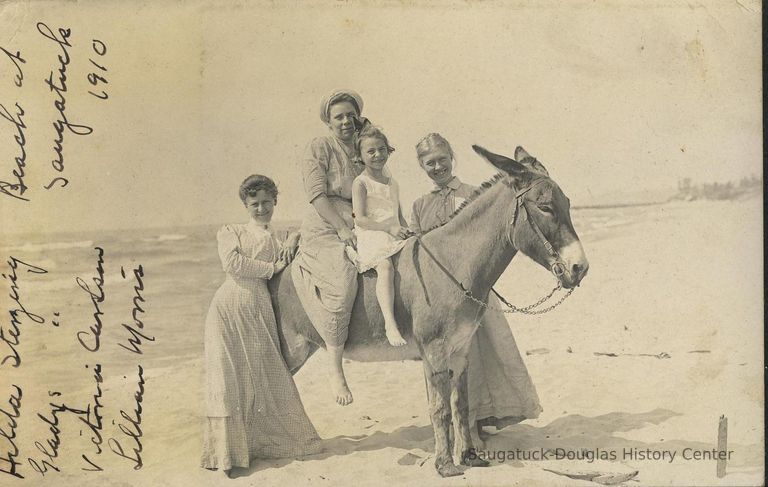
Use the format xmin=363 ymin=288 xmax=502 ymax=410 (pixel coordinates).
xmin=350 ymin=126 xmax=409 ymax=346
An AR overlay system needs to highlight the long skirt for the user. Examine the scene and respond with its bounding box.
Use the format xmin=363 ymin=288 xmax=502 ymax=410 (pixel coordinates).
xmin=467 ymin=294 xmax=542 ymax=444
xmin=291 ymin=197 xmax=358 ymax=348
xmin=201 ymin=276 xmax=322 ymax=470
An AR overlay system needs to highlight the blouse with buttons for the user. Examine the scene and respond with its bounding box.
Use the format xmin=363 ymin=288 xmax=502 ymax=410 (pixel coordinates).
xmin=409 ymin=176 xmax=477 ymax=233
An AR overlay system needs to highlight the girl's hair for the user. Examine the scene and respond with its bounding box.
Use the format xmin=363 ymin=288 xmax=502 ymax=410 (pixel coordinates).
xmin=238 ymin=174 xmax=278 ymax=203
xmin=355 ymin=124 xmax=395 ymax=157
xmin=415 ymin=133 xmax=454 ymax=162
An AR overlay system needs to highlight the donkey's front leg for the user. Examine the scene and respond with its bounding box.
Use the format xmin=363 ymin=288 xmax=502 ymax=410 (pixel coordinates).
xmin=451 ymin=365 xmax=490 ymax=468
xmin=423 ymin=360 xmax=462 ymax=477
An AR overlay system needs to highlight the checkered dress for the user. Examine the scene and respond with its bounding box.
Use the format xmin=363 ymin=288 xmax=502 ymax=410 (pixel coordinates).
xmin=201 ymin=223 xmax=321 ymax=470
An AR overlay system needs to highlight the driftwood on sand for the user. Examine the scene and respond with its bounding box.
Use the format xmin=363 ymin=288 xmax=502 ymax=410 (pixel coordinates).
xmin=543 ymin=468 xmax=639 ymax=485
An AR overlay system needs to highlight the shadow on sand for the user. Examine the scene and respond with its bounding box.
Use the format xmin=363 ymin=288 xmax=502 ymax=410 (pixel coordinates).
xmin=238 ymin=408 xmax=758 ymax=477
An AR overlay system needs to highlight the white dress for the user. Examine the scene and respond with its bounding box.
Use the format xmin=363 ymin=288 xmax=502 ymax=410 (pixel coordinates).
xmin=352 ymin=173 xmax=407 ymax=272
xmin=201 ymin=222 xmax=321 ymax=470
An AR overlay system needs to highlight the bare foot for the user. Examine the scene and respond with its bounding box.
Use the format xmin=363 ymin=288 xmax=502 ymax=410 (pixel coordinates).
xmin=331 ymin=375 xmax=353 ymax=406
xmin=385 ymin=325 xmax=407 ymax=347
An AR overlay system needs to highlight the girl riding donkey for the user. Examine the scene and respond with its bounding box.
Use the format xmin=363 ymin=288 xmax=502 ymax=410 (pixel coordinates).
xmin=349 ymin=125 xmax=410 ymax=347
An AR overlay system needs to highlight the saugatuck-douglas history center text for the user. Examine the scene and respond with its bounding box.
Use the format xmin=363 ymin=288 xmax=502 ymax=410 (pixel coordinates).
xmin=466 ymin=447 xmax=734 ymax=464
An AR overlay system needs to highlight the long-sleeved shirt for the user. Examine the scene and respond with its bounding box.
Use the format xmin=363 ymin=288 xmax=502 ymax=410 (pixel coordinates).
xmin=300 ymin=135 xmax=364 ymax=203
xmin=409 ymin=176 xmax=477 ymax=233
xmin=217 ymin=222 xmax=279 ymax=280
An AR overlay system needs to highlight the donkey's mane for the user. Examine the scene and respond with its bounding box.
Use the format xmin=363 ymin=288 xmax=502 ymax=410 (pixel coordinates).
xmin=452 ymin=157 xmax=550 ymax=220
xmin=452 ymin=173 xmax=506 ymax=217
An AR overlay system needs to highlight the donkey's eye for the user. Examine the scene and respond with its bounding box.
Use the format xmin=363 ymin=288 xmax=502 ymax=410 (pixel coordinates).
xmin=538 ymin=205 xmax=554 ymax=214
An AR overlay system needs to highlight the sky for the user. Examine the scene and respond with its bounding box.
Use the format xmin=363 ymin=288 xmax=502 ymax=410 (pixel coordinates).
xmin=0 ymin=0 xmax=762 ymax=234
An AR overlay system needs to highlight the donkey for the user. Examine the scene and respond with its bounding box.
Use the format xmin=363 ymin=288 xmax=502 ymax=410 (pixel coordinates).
xmin=269 ymin=145 xmax=589 ymax=477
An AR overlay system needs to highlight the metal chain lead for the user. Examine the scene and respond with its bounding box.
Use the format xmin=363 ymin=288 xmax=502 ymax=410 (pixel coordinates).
xmin=460 ymin=282 xmax=574 ymax=315
xmin=510 ymin=287 xmax=574 ymax=315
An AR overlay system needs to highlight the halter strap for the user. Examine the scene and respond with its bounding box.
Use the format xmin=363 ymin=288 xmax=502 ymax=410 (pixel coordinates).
xmin=508 ymin=177 xmax=547 ymax=244
xmin=415 ymin=235 xmax=468 ymax=294
xmin=509 ymin=178 xmax=565 ymax=276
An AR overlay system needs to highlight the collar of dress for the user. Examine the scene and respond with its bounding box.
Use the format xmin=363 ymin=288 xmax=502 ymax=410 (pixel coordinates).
xmin=247 ymin=220 xmax=271 ymax=234
xmin=432 ymin=176 xmax=462 ymax=193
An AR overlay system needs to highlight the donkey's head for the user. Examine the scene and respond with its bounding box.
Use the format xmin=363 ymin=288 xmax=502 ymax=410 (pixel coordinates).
xmin=472 ymin=145 xmax=589 ymax=289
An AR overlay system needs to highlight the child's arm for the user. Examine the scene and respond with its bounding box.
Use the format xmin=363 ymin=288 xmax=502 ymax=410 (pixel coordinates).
xmin=391 ymin=179 xmax=410 ymax=238
xmin=352 ymin=178 xmax=394 ymax=232
xmin=393 ymin=207 xmax=412 ymax=240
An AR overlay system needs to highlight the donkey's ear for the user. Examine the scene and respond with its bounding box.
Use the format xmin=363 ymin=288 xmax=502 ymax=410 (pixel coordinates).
xmin=514 ymin=146 xmax=532 ymax=161
xmin=515 ymin=146 xmax=549 ymax=176
xmin=472 ymin=145 xmax=526 ymax=176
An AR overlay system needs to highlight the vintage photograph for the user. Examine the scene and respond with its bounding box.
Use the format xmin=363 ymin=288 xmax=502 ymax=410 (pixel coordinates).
xmin=0 ymin=1 xmax=763 ymax=486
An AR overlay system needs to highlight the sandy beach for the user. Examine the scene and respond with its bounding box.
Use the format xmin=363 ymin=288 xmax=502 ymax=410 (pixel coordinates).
xmin=0 ymin=1 xmax=761 ymax=485
xmin=4 ymin=196 xmax=761 ymax=487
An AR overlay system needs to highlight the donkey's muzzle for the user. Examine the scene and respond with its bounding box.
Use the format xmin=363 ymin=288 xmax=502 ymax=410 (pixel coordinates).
xmin=571 ymin=262 xmax=589 ymax=285
xmin=556 ymin=240 xmax=589 ymax=289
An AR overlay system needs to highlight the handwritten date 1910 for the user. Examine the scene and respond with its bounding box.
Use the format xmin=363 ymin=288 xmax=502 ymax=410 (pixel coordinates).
xmin=88 ymin=39 xmax=108 ymax=100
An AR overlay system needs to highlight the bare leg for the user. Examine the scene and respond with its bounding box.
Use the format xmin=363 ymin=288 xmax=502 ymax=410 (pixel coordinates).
xmin=326 ymin=344 xmax=353 ymax=406
xmin=376 ymin=259 xmax=406 ymax=346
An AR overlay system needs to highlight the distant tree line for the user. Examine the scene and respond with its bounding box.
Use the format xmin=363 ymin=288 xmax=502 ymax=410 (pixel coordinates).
xmin=672 ymin=174 xmax=762 ymax=201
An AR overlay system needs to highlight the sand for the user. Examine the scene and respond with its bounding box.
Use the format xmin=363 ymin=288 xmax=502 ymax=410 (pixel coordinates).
xmin=6 ymin=197 xmax=763 ymax=487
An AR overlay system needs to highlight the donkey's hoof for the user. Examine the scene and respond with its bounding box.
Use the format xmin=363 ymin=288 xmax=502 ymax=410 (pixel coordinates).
xmin=436 ymin=462 xmax=463 ymax=477
xmin=462 ymin=456 xmax=490 ymax=468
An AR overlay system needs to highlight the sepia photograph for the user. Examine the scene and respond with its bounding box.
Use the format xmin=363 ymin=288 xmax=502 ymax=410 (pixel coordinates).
xmin=0 ymin=1 xmax=763 ymax=486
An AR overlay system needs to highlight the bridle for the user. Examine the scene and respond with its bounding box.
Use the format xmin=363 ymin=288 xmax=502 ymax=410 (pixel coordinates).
xmin=507 ymin=177 xmax=568 ymax=280
xmin=415 ymin=175 xmax=574 ymax=315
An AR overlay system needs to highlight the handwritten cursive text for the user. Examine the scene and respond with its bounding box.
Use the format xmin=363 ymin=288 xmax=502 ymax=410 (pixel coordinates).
xmin=0 ymin=102 xmax=28 ymax=201
xmin=75 ymin=247 xmax=105 ymax=352
xmin=1 ymin=257 xmax=48 ymax=368
xmin=37 ymin=22 xmax=93 ymax=191
xmin=108 ymin=365 xmax=145 ymax=470
xmin=0 ymin=385 xmax=23 ymax=479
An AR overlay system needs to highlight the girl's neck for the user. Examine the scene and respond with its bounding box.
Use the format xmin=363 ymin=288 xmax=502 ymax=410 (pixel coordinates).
xmin=435 ymin=175 xmax=454 ymax=189
xmin=365 ymin=166 xmax=389 ymax=183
